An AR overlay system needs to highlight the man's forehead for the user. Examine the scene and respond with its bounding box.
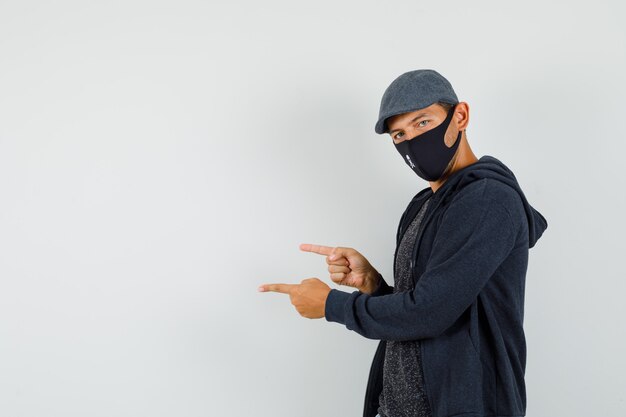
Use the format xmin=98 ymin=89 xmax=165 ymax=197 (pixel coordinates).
xmin=392 ymin=108 xmax=431 ymax=120
xmin=387 ymin=104 xmax=441 ymax=132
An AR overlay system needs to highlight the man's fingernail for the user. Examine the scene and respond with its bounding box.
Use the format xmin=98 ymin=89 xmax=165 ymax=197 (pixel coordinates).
xmin=258 ymin=286 xmax=265 ymax=292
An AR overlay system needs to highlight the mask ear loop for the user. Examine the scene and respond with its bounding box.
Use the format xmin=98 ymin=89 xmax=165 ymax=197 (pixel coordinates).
xmin=452 ymin=104 xmax=463 ymax=145
xmin=449 ymin=103 xmax=463 ymax=134
xmin=443 ymin=103 xmax=462 ymax=148
xmin=442 ymin=103 xmax=456 ymax=129
xmin=448 ymin=102 xmax=457 ymax=117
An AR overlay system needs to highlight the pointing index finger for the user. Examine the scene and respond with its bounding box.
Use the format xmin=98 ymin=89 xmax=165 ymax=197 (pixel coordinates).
xmin=300 ymin=243 xmax=334 ymax=256
xmin=259 ymin=283 xmax=296 ymax=294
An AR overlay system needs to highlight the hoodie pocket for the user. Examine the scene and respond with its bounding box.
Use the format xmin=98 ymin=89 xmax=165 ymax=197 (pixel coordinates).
xmin=465 ymin=328 xmax=498 ymax=414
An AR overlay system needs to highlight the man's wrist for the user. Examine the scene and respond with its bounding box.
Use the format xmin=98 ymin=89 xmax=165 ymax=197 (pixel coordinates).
xmin=363 ymin=271 xmax=382 ymax=294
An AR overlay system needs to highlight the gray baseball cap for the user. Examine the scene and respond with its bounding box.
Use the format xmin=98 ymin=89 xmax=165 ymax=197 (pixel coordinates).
xmin=374 ymin=69 xmax=459 ymax=134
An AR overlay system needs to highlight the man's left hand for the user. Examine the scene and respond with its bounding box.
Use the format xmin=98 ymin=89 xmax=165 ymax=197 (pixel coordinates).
xmin=258 ymin=278 xmax=331 ymax=319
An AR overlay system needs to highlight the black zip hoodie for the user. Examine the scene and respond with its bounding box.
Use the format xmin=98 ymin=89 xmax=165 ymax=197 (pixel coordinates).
xmin=324 ymin=155 xmax=548 ymax=417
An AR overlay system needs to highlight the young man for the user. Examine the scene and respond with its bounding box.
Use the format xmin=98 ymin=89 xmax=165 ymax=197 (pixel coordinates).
xmin=259 ymin=69 xmax=548 ymax=417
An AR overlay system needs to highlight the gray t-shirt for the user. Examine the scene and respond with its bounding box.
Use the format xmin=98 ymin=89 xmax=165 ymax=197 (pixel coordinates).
xmin=377 ymin=196 xmax=433 ymax=417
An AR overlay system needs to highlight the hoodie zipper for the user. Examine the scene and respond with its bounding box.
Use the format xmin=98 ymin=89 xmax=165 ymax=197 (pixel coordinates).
xmin=392 ymin=190 xmax=433 ymax=278
xmin=391 ymin=191 xmax=446 ymax=416
xmin=408 ymin=194 xmax=443 ymax=286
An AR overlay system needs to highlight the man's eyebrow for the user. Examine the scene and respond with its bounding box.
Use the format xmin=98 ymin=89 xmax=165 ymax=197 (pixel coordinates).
xmin=388 ymin=112 xmax=429 ymax=134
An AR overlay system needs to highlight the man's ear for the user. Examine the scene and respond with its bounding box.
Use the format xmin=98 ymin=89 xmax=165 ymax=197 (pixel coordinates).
xmin=455 ymin=102 xmax=470 ymax=131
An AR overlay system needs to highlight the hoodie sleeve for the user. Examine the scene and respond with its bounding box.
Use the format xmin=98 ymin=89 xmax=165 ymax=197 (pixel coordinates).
xmin=324 ymin=189 xmax=519 ymax=341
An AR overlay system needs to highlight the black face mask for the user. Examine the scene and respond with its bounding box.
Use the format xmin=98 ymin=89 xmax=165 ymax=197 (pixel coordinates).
xmin=393 ymin=104 xmax=462 ymax=181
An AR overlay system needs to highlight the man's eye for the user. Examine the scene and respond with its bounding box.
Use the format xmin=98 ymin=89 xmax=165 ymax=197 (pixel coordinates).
xmin=393 ymin=132 xmax=404 ymax=140
xmin=418 ymin=120 xmax=429 ymax=127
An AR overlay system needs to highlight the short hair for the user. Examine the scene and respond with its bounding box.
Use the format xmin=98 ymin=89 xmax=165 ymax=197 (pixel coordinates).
xmin=438 ymin=101 xmax=454 ymax=112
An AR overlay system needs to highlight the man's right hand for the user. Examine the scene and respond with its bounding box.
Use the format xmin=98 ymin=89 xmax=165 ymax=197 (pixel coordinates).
xmin=299 ymin=243 xmax=382 ymax=295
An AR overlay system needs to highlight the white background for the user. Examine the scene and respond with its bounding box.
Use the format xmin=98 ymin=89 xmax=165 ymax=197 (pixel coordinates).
xmin=1 ymin=1 xmax=625 ymax=416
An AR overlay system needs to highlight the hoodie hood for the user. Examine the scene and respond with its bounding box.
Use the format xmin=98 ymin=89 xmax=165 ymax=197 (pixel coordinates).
xmin=430 ymin=154 xmax=548 ymax=248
